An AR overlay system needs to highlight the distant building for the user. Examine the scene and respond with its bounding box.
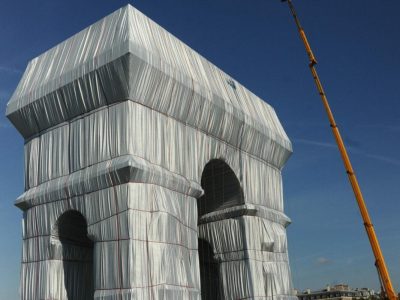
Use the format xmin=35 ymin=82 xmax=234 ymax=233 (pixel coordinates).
xmin=298 ymin=284 xmax=375 ymax=300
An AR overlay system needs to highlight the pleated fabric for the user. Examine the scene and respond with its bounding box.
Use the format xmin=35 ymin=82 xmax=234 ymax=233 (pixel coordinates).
xmin=7 ymin=4 xmax=296 ymax=300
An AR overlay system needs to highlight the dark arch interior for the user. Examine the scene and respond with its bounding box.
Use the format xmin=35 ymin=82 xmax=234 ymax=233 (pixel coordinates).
xmin=198 ymin=159 xmax=243 ymax=217
xmin=56 ymin=210 xmax=94 ymax=299
xmin=197 ymin=160 xmax=242 ymax=299
xmin=198 ymin=239 xmax=221 ymax=300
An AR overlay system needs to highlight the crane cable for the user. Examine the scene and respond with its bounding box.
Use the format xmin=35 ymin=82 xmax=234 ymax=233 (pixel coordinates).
xmin=280 ymin=1 xmax=397 ymax=299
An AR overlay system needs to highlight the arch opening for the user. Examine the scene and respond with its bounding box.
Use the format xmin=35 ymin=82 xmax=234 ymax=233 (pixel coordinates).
xmin=198 ymin=238 xmax=221 ymax=300
xmin=197 ymin=159 xmax=243 ymax=299
xmin=198 ymin=159 xmax=243 ymax=217
xmin=54 ymin=210 xmax=94 ymax=299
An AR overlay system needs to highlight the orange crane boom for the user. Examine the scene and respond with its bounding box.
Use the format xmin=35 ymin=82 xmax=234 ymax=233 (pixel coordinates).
xmin=280 ymin=1 xmax=397 ymax=299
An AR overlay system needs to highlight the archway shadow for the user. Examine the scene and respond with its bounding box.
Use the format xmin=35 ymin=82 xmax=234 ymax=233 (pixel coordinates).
xmin=198 ymin=159 xmax=244 ymax=216
xmin=197 ymin=159 xmax=244 ymax=299
xmin=56 ymin=210 xmax=94 ymax=299
xmin=198 ymin=238 xmax=221 ymax=300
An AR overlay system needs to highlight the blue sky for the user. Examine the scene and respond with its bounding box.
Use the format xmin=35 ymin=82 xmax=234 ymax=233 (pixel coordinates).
xmin=1 ymin=0 xmax=399 ymax=299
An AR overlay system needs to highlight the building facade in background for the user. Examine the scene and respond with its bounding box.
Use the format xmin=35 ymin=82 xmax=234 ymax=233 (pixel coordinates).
xmin=297 ymin=284 xmax=376 ymax=300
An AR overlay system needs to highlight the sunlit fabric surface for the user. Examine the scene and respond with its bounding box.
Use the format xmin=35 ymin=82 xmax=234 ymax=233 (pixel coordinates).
xmin=7 ymin=4 xmax=296 ymax=300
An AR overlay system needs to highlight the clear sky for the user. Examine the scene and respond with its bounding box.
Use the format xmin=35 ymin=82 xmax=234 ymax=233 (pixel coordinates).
xmin=1 ymin=0 xmax=399 ymax=299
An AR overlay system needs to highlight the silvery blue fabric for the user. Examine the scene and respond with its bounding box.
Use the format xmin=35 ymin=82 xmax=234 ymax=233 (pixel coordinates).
xmin=7 ymin=5 xmax=296 ymax=300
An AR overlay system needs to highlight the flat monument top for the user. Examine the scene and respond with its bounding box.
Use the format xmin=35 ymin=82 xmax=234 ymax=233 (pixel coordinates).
xmin=6 ymin=4 xmax=291 ymax=154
